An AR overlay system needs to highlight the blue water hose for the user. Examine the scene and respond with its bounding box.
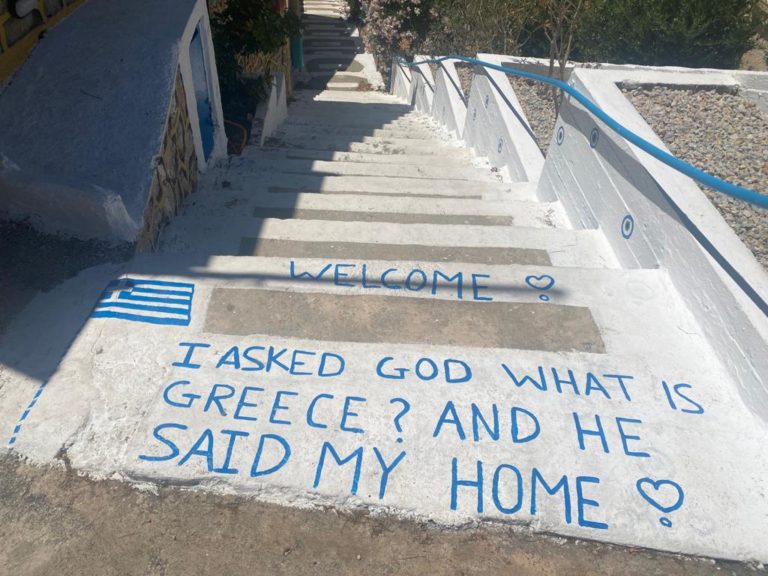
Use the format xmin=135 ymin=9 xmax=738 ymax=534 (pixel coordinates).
xmin=398 ymin=56 xmax=768 ymax=209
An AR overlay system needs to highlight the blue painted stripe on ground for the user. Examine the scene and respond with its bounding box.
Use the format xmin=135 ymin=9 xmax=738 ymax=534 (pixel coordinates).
xmin=94 ymin=302 xmax=190 ymax=315
xmin=130 ymin=279 xmax=196 ymax=288
xmin=118 ymin=293 xmax=192 ymax=306
xmin=7 ymin=380 xmax=50 ymax=447
xmin=90 ymin=311 xmax=191 ymax=325
xmin=131 ymin=287 xmax=194 ymax=297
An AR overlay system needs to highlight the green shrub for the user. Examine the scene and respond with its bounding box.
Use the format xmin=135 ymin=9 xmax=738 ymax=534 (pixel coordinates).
xmin=210 ymin=0 xmax=301 ymax=122
xmin=575 ymin=0 xmax=757 ymax=68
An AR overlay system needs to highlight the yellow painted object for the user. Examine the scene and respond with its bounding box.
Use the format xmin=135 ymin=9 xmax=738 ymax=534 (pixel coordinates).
xmin=0 ymin=0 xmax=86 ymax=82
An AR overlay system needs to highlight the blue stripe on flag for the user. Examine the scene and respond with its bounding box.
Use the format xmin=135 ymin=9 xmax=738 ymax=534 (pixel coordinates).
xmin=91 ymin=311 xmax=192 ymax=325
xmin=91 ymin=277 xmax=195 ymax=326
xmin=95 ymin=301 xmax=190 ymax=315
xmin=131 ymin=287 xmax=194 ymax=297
xmin=118 ymin=292 xmax=191 ymax=305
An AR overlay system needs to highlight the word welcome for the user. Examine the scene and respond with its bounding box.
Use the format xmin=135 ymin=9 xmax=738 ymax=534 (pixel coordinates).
xmin=290 ymin=261 xmax=493 ymax=301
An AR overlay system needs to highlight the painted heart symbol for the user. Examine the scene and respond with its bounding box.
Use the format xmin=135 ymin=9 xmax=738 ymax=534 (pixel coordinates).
xmin=525 ymin=274 xmax=555 ymax=291
xmin=636 ymin=478 xmax=685 ymax=514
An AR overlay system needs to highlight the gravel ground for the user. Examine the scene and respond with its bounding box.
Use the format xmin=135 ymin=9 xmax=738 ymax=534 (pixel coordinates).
xmin=455 ymin=63 xmax=473 ymax=97
xmin=622 ymin=86 xmax=768 ymax=269
xmin=452 ymin=66 xmax=559 ymax=156
xmin=507 ymin=76 xmax=558 ymax=155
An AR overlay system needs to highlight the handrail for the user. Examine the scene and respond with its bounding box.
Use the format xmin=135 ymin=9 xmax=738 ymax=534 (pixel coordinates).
xmin=398 ymin=56 xmax=768 ymax=209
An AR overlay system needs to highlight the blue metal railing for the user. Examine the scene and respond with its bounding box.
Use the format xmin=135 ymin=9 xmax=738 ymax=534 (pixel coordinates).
xmin=398 ymin=56 xmax=768 ymax=210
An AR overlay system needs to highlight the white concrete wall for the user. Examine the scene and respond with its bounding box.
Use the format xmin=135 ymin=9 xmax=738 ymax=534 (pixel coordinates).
xmin=411 ymin=56 xmax=435 ymax=114
xmin=390 ymin=57 xmax=415 ymax=104
xmin=259 ymin=73 xmax=289 ymax=146
xmin=430 ymin=59 xmax=467 ymax=139
xmin=538 ymin=65 xmax=768 ymax=423
xmin=461 ymin=55 xmax=544 ymax=183
xmin=396 ymin=53 xmax=768 ymax=424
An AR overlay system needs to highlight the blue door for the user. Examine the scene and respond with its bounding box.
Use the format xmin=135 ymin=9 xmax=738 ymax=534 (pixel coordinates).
xmin=190 ymin=27 xmax=214 ymax=161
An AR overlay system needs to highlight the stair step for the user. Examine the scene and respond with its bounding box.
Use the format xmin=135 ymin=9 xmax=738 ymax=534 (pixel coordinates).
xmin=290 ymin=92 xmax=416 ymax=104
xmin=189 ymin=187 xmax=567 ymax=228
xmin=277 ymin=124 xmax=439 ymax=140
xmin=239 ymin=190 xmax=561 ymax=220
xmin=204 ymin=288 xmax=603 ymax=352
xmin=281 ymin=114 xmax=427 ymax=130
xmin=217 ymin=172 xmax=515 ymax=197
xmin=266 ymin=135 xmax=471 ymax=157
xmin=246 ymin=202 xmax=565 ymax=229
xmin=251 ymin=208 xmax=512 ymax=226
xmin=264 ymin=138 xmax=463 ymax=156
xmin=131 ymin=254 xmax=694 ymax=358
xmin=161 ymin=216 xmax=615 ymax=268
xmin=236 ymin=238 xmax=550 ymax=266
xmin=228 ymin=157 xmax=501 ymax=183
xmin=262 ymin=147 xmax=473 ymax=165
xmin=281 ymin=110 xmax=428 ymax=125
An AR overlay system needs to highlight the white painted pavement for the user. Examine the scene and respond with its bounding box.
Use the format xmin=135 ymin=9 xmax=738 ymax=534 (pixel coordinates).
xmin=2 ymin=258 xmax=767 ymax=562
xmin=2 ymin=0 xmax=768 ymax=566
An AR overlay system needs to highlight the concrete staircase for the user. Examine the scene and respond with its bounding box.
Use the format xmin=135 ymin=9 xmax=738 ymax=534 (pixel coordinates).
xmin=3 ymin=0 xmax=767 ymax=564
xmin=158 ymin=85 xmax=706 ymax=358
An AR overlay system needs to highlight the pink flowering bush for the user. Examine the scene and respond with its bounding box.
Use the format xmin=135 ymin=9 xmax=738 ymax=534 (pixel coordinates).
xmin=359 ymin=0 xmax=437 ymax=77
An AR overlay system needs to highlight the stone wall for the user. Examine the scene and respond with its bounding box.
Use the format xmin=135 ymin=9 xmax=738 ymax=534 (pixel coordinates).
xmin=0 ymin=0 xmax=85 ymax=81
xmin=136 ymin=70 xmax=199 ymax=252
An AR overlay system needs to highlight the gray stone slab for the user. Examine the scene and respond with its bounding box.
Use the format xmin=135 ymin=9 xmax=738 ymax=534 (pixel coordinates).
xmin=252 ymin=208 xmax=513 ymax=226
xmin=267 ymin=187 xmax=483 ymax=199
xmin=204 ymin=288 xmax=604 ymax=352
xmin=237 ymin=238 xmax=551 ymax=265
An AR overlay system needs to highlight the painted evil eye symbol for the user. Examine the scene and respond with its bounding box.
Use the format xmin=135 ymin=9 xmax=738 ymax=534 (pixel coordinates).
xmin=556 ymin=126 xmax=565 ymax=145
xmin=590 ymin=128 xmax=599 ymax=148
xmin=621 ymin=214 xmax=635 ymax=239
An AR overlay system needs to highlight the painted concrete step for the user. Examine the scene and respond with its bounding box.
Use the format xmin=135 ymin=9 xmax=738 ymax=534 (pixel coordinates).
xmin=8 ymin=261 xmax=758 ymax=562
xmin=257 ymin=147 xmax=474 ymax=165
xmin=281 ymin=112 xmax=428 ymax=130
xmin=236 ymin=238 xmax=551 ymax=266
xmin=125 ymin=254 xmax=701 ymax=361
xmin=160 ymin=216 xmax=616 ymax=268
xmin=285 ymin=101 xmax=422 ymax=115
xmin=276 ymin=124 xmax=439 ymax=140
xmin=206 ymin=288 xmax=602 ymax=352
xmin=267 ymin=135 xmax=470 ymax=157
xmin=243 ymin=195 xmax=567 ymax=229
xmin=262 ymin=139 xmax=464 ymax=156
xmin=193 ymin=176 xmax=544 ymax=218
xmin=291 ymin=93 xmax=415 ymax=107
xmin=236 ymin=190 xmax=565 ymax=224
xmin=215 ymin=173 xmax=520 ymax=198
xmin=228 ymin=157 xmax=501 ymax=183
xmin=201 ymin=172 xmax=537 ymax=201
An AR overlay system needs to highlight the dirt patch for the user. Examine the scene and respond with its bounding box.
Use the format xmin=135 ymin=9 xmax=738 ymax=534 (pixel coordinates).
xmin=0 ymin=452 xmax=760 ymax=576
xmin=0 ymin=218 xmax=132 ymax=334
xmin=455 ymin=63 xmax=473 ymax=96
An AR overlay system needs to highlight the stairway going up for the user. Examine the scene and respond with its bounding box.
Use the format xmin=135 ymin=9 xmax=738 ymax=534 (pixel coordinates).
xmin=3 ymin=0 xmax=767 ymax=565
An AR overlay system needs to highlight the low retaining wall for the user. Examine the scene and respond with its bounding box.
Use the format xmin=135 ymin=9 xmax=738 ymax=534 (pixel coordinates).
xmin=393 ymin=55 xmax=768 ymax=423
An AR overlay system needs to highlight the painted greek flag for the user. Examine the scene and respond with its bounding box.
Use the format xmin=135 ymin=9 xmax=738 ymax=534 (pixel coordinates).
xmin=91 ymin=278 xmax=195 ymax=326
